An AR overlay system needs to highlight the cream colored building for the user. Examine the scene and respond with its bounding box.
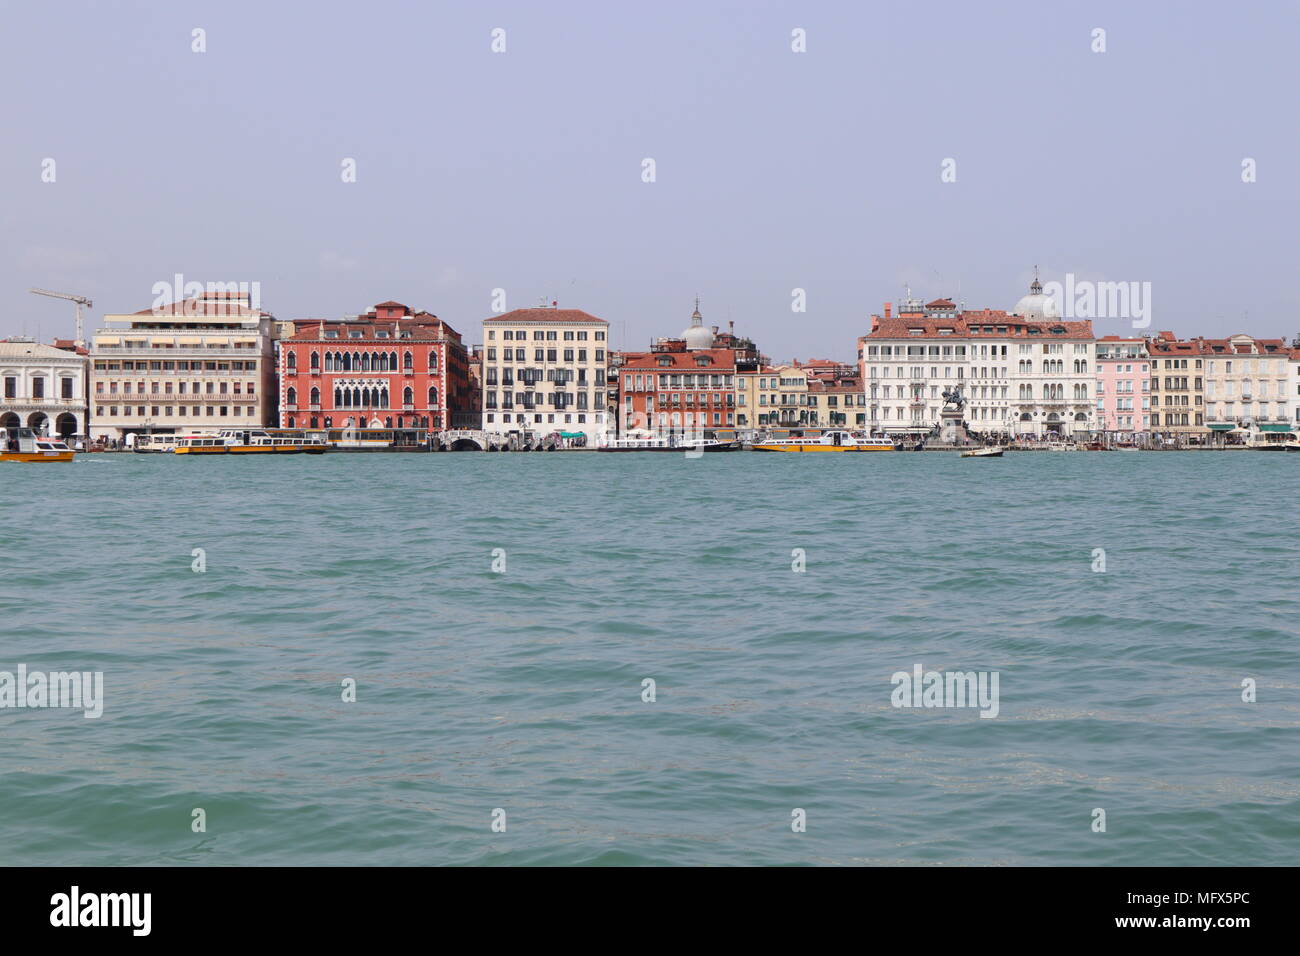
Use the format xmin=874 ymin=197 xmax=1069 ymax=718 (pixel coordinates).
xmin=481 ymin=306 xmax=609 ymax=440
xmin=89 ymin=291 xmax=276 ymax=441
xmin=1201 ymin=334 xmax=1291 ymax=428
xmin=0 ymin=339 xmax=90 ymax=439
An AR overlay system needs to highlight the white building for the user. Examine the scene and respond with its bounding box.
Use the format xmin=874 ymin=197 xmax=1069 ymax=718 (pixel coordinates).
xmin=89 ymin=291 xmax=276 ymax=441
xmin=861 ymin=281 xmax=1096 ymax=438
xmin=481 ymin=306 xmax=609 ymax=440
xmin=0 ymin=339 xmax=90 ymax=440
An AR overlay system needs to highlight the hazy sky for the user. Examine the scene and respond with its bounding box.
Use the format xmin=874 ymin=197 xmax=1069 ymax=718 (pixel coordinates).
xmin=3 ymin=0 xmax=1298 ymax=360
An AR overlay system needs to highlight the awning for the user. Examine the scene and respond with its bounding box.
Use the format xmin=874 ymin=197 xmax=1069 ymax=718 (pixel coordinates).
xmin=95 ymin=336 xmax=120 ymax=345
xmin=177 ymin=337 xmax=203 ymax=345
xmin=559 ymin=431 xmax=585 ymax=438
xmin=1208 ymin=423 xmax=1235 ymax=431
xmin=1258 ymin=423 xmax=1293 ymax=432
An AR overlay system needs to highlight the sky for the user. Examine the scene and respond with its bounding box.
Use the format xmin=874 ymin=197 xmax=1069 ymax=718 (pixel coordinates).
xmin=2 ymin=0 xmax=1298 ymax=360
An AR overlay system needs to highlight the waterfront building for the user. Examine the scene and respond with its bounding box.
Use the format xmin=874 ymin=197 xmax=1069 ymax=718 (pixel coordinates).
xmin=0 ymin=338 xmax=90 ymax=440
xmin=1144 ymin=332 xmax=1207 ymax=441
xmin=1095 ymin=336 xmax=1151 ymax=438
xmin=89 ymin=291 xmax=275 ymax=441
xmin=861 ymin=281 xmax=1096 ymax=438
xmin=279 ymin=301 xmax=468 ymax=430
xmin=1289 ymin=348 xmax=1300 ymax=425
xmin=482 ymin=305 xmax=609 ymax=441
xmin=618 ymin=345 xmax=737 ymax=434
xmin=752 ymin=364 xmax=813 ymax=428
xmin=1199 ymin=334 xmax=1291 ymax=439
xmin=804 ymin=376 xmax=868 ymax=428
xmin=615 ymin=303 xmax=764 ymax=436
xmin=793 ymin=359 xmax=867 ymax=429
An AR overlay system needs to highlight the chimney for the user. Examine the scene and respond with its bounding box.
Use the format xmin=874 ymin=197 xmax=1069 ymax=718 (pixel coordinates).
xmin=884 ymin=302 xmax=892 ymax=319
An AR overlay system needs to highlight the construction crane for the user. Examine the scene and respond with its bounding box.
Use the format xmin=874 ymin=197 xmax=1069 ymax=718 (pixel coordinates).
xmin=28 ymin=288 xmax=93 ymax=346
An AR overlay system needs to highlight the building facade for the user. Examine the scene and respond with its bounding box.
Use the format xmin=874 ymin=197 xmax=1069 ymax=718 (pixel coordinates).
xmin=0 ymin=339 xmax=90 ymax=440
xmin=279 ymin=301 xmax=467 ymax=430
xmin=89 ymin=291 xmax=275 ymax=441
xmin=1145 ymin=332 xmax=1207 ymax=440
xmin=1199 ymin=334 xmax=1290 ymax=435
xmin=618 ymin=346 xmax=737 ymax=435
xmin=861 ymin=284 xmax=1096 ymax=438
xmin=481 ymin=306 xmax=610 ymax=440
xmin=1095 ymin=336 xmax=1151 ymax=437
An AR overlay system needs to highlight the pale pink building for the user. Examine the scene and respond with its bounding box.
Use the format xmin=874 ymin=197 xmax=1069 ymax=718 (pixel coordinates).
xmin=1095 ymin=336 xmax=1151 ymax=437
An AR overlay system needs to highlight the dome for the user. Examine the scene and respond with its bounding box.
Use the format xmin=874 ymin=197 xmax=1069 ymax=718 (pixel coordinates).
xmin=682 ymin=301 xmax=715 ymax=349
xmin=1011 ymin=275 xmax=1060 ymax=320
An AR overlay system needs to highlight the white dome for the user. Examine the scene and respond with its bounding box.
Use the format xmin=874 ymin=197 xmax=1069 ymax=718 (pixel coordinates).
xmin=682 ymin=304 xmax=715 ymax=349
xmin=1011 ymin=277 xmax=1060 ymax=320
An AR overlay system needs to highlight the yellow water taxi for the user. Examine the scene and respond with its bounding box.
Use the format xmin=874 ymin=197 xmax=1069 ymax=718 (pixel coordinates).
xmin=174 ymin=429 xmax=328 ymax=455
xmin=751 ymin=430 xmax=895 ymax=453
xmin=1 ymin=427 xmax=75 ymax=462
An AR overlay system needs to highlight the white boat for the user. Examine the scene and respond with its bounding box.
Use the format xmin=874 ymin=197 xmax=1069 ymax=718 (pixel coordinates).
xmin=174 ymin=429 xmax=329 ymax=455
xmin=960 ymin=445 xmax=1004 ymax=458
xmin=133 ymin=434 xmax=180 ymax=453
xmin=599 ymin=436 xmax=740 ymax=452
xmin=1246 ymin=432 xmax=1300 ymax=451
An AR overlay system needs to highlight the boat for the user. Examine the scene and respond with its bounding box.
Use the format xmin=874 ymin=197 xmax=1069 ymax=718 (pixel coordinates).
xmin=598 ymin=436 xmax=740 ymax=452
xmin=1247 ymin=432 xmax=1300 ymax=451
xmin=0 ymin=427 xmax=75 ymax=462
xmin=960 ymin=445 xmax=1004 ymax=458
xmin=751 ymin=430 xmax=895 ymax=453
xmin=133 ymin=434 xmax=179 ymax=453
xmin=174 ymin=429 xmax=329 ymax=455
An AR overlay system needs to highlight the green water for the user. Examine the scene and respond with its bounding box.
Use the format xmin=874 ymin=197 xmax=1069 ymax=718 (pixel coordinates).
xmin=0 ymin=451 xmax=1297 ymax=865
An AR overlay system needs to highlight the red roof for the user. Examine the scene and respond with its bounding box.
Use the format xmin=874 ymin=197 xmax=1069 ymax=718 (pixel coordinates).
xmin=867 ymin=310 xmax=1094 ymax=340
xmin=484 ymin=308 xmax=608 ymax=325
xmin=618 ymin=348 xmax=735 ymax=371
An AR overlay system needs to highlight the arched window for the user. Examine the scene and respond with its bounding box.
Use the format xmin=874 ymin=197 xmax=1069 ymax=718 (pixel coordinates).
xmin=310 ymin=387 xmax=320 ymax=405
xmin=428 ymin=350 xmax=438 ymax=371
xmin=377 ymin=352 xmax=388 ymax=372
xmin=390 ymin=351 xmax=398 ymax=370
xmin=362 ymin=353 xmax=371 ymax=372
xmin=428 ymin=386 xmax=438 ymax=406
xmin=380 ymin=388 xmax=389 ymax=407
xmin=287 ymin=416 xmax=295 ymax=428
xmin=287 ymin=352 xmax=297 ymax=370
xmin=334 ymin=387 xmax=343 ymax=407
xmin=353 ymin=387 xmax=361 ymax=407
xmin=324 ymin=352 xmax=333 ymax=371
xmin=403 ymin=351 xmax=413 ymax=371
xmin=287 ymin=387 xmax=297 ymax=405
xmin=403 ymin=386 xmax=413 ymax=406
xmin=310 ymin=351 xmax=319 ymax=370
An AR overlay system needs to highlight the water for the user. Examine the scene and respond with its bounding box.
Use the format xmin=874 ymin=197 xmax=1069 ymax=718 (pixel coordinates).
xmin=1 ymin=451 xmax=1297 ymax=866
